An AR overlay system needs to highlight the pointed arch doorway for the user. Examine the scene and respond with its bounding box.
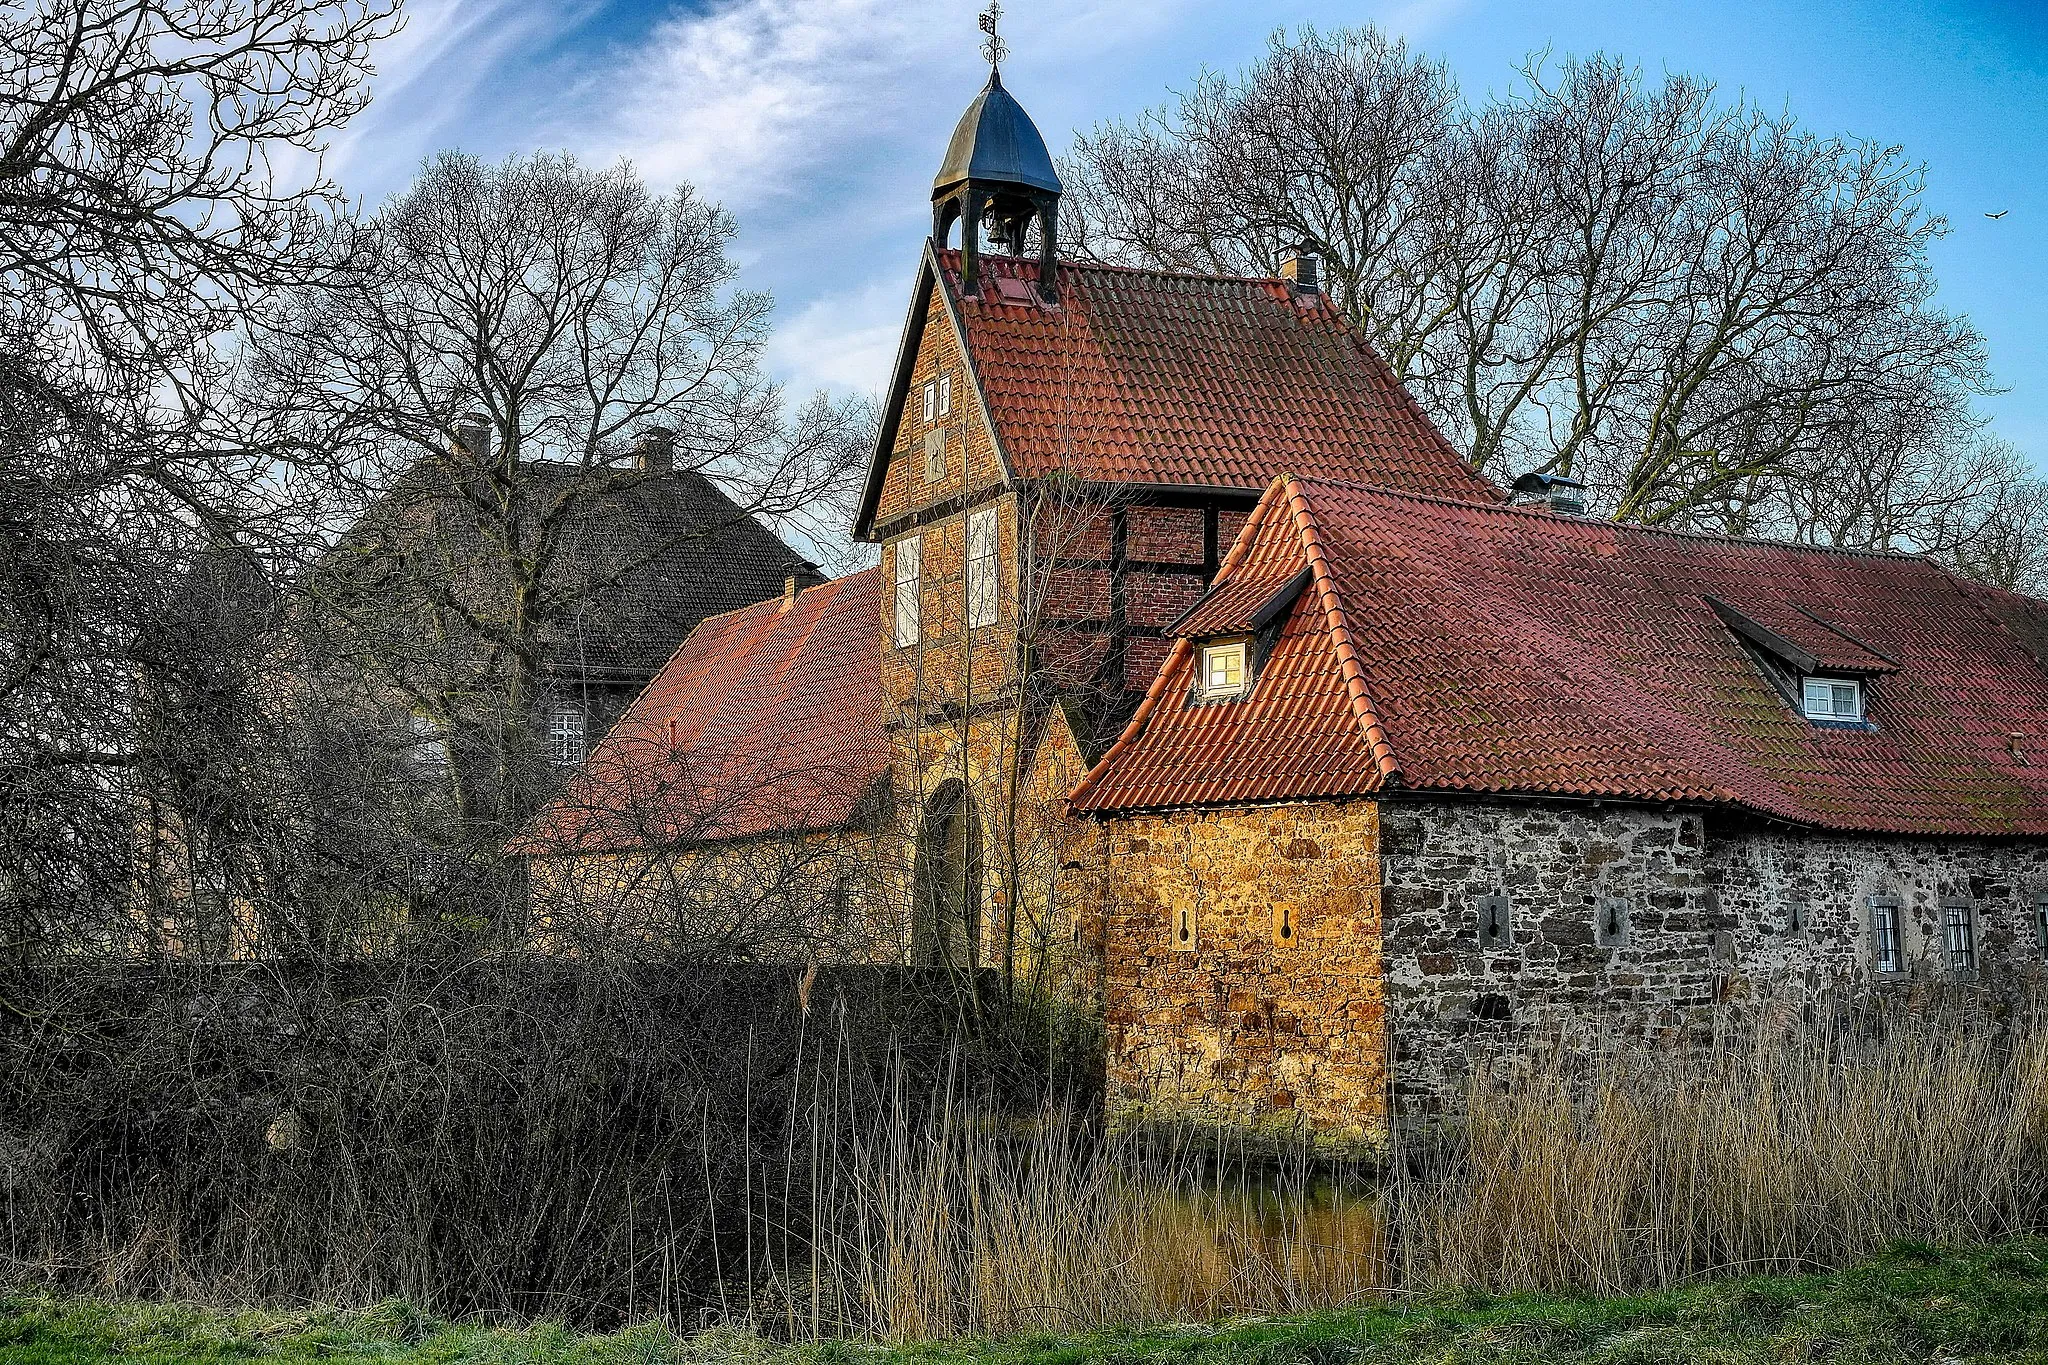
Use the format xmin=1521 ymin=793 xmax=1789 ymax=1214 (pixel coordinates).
xmin=912 ymin=779 xmax=983 ymax=968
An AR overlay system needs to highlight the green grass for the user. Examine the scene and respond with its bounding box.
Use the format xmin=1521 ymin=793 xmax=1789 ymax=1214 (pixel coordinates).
xmin=7 ymin=1240 xmax=2048 ymax=1365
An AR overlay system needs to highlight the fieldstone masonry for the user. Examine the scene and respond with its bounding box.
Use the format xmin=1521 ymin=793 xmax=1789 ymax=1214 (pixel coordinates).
xmin=1098 ymin=802 xmax=1386 ymax=1149
xmin=1379 ymin=798 xmax=2048 ymax=1115
xmin=1096 ymin=794 xmax=2048 ymax=1140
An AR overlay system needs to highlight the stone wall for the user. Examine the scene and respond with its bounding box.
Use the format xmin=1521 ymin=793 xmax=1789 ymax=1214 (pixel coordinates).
xmin=1095 ymin=801 xmax=1386 ymax=1149
xmin=1378 ymin=796 xmax=2048 ymax=1114
xmin=1703 ymin=821 xmax=2048 ymax=1002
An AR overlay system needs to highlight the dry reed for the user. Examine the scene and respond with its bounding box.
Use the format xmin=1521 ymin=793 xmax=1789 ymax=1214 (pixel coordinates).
xmin=1395 ymin=996 xmax=2048 ymax=1294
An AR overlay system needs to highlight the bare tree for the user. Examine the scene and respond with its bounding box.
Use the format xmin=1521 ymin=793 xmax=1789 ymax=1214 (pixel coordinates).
xmin=0 ymin=0 xmax=398 ymax=965
xmin=248 ymin=151 xmax=867 ymax=853
xmin=1064 ymin=28 xmax=2014 ymax=562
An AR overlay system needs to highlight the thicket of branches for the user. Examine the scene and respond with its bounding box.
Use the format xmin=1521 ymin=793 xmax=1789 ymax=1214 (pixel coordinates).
xmin=1064 ymin=26 xmax=2046 ymax=590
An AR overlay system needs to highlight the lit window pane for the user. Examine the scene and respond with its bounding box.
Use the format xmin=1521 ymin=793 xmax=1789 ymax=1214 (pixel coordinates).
xmin=1203 ymin=643 xmax=1244 ymax=694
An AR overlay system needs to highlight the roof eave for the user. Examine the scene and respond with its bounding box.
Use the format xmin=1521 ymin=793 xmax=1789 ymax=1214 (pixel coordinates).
xmin=853 ymin=245 xmax=941 ymax=543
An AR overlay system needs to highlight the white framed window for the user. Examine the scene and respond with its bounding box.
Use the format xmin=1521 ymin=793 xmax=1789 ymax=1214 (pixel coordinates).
xmin=1941 ymin=899 xmax=1977 ymax=978
xmin=548 ymin=703 xmax=586 ymax=767
xmin=1802 ymin=676 xmax=1864 ymax=723
xmin=893 ymin=535 xmax=922 ymax=648
xmin=922 ymin=381 xmax=937 ymax=424
xmin=1870 ymin=895 xmax=1903 ymax=975
xmin=966 ymin=507 xmax=999 ymax=629
xmin=938 ymin=374 xmax=952 ymax=417
xmin=1199 ymin=639 xmax=1249 ymax=699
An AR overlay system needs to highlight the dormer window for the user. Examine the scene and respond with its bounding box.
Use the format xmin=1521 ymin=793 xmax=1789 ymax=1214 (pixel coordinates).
xmin=1802 ymin=677 xmax=1864 ymax=724
xmin=1198 ymin=639 xmax=1250 ymax=700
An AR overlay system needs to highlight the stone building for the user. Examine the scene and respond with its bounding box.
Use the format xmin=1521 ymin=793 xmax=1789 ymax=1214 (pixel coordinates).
xmin=519 ymin=66 xmax=2048 ymax=1143
xmin=311 ymin=427 xmax=820 ymax=783
xmin=1069 ymin=475 xmax=2048 ymax=1145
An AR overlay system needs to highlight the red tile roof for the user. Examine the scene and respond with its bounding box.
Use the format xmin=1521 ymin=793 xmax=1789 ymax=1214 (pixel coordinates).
xmin=514 ymin=570 xmax=888 ymax=854
xmin=856 ymin=248 xmax=1498 ymax=535
xmin=1070 ymin=477 xmax=2048 ymax=836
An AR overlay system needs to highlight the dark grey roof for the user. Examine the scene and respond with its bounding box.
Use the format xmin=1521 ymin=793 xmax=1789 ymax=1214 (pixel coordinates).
xmin=933 ymin=69 xmax=1063 ymax=198
xmin=316 ymin=460 xmax=821 ymax=687
xmin=534 ymin=464 xmax=821 ymax=679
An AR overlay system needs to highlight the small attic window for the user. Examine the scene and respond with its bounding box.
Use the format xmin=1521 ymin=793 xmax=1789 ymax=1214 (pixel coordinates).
xmin=1198 ymin=639 xmax=1250 ymax=701
xmin=922 ymin=381 xmax=937 ymax=424
xmin=1802 ymin=677 xmax=1864 ymax=724
xmin=938 ymin=374 xmax=952 ymax=417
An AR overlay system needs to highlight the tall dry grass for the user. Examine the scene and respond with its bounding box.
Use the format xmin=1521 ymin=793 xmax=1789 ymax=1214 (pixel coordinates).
xmin=758 ymin=1099 xmax=1385 ymax=1341
xmin=746 ymin=995 xmax=2048 ymax=1340
xmin=1395 ymin=998 xmax=2048 ymax=1294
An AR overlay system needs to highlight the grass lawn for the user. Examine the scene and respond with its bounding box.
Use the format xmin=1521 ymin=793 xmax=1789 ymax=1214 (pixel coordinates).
xmin=5 ymin=1240 xmax=2048 ymax=1365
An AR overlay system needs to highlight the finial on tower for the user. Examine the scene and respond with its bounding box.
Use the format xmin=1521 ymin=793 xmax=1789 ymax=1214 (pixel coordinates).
xmin=978 ymin=4 xmax=1008 ymax=71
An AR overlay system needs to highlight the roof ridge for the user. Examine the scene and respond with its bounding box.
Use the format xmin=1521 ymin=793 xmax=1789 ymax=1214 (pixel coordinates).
xmin=1287 ymin=473 xmax=1936 ymax=565
xmin=1282 ymin=477 xmax=1402 ymax=786
xmin=670 ymin=566 xmax=874 ymax=643
xmin=934 ymin=245 xmax=1299 ymax=291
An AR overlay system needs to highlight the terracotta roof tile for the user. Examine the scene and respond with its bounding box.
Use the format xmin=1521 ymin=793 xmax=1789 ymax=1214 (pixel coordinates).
xmin=1071 ymin=477 xmax=2048 ymax=836
xmin=859 ymin=250 xmax=1500 ymax=534
xmin=515 ymin=570 xmax=887 ymax=853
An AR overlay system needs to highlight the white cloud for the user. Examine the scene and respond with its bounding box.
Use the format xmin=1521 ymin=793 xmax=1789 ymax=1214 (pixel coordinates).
xmin=764 ymin=270 xmax=916 ymax=401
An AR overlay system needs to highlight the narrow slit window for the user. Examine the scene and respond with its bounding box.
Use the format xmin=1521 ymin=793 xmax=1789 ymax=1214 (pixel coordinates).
xmin=548 ymin=703 xmax=586 ymax=767
xmin=1802 ymin=677 xmax=1864 ymax=723
xmin=893 ymin=535 xmax=922 ymax=648
xmin=1870 ymin=896 xmax=1903 ymax=975
xmin=938 ymin=374 xmax=952 ymax=417
xmin=966 ymin=508 xmax=999 ymax=629
xmin=1595 ymin=897 xmax=1630 ymax=947
xmin=1477 ymin=894 xmax=1512 ymax=951
xmin=1941 ymin=900 xmax=1976 ymax=978
xmin=922 ymin=381 xmax=936 ymax=424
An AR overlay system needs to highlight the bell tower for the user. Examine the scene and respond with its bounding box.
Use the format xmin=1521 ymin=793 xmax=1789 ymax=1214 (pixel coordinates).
xmin=931 ymin=5 xmax=1062 ymax=300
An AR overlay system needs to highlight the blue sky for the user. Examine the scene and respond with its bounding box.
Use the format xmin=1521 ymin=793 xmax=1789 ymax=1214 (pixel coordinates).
xmin=325 ymin=0 xmax=2048 ymax=464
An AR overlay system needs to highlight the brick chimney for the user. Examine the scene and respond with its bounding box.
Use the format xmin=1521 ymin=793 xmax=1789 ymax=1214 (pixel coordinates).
xmin=452 ymin=412 xmax=491 ymax=461
xmin=781 ymin=575 xmax=798 ymax=611
xmin=631 ymin=426 xmax=675 ymax=473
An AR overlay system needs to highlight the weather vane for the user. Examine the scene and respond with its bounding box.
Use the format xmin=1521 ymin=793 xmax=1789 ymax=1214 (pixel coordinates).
xmin=978 ymin=3 xmax=1008 ymax=70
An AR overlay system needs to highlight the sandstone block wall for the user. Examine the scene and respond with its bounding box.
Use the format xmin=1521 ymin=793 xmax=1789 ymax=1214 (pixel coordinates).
xmin=1097 ymin=801 xmax=1386 ymax=1149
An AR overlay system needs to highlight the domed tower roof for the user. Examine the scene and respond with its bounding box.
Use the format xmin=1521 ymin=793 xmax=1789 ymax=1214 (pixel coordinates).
xmin=933 ymin=69 xmax=1063 ymax=199
xmin=929 ymin=63 xmax=1065 ymax=301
